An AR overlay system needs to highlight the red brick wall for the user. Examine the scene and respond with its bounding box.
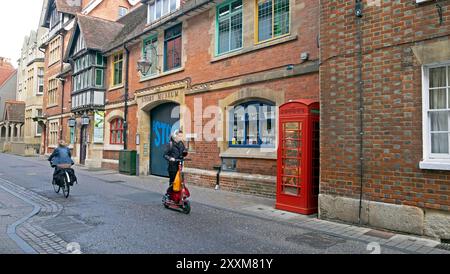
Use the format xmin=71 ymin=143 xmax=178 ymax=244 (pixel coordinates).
xmin=320 ymin=1 xmax=450 ymax=211
xmin=87 ymin=0 xmax=133 ymax=20
xmin=102 ymin=0 xmax=320 ymax=197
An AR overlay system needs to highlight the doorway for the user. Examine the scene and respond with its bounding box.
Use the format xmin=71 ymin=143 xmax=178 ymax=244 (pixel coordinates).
xmin=150 ymin=102 xmax=180 ymax=177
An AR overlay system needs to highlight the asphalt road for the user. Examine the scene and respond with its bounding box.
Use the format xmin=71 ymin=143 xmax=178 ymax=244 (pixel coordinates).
xmin=0 ymin=153 xmax=410 ymax=254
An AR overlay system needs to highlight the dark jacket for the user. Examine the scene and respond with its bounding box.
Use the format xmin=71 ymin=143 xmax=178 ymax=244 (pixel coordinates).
xmin=48 ymin=146 xmax=73 ymax=166
xmin=164 ymin=137 xmax=187 ymax=172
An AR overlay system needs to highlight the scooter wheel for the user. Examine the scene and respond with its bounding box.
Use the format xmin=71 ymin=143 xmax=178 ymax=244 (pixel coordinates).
xmin=183 ymin=201 xmax=191 ymax=215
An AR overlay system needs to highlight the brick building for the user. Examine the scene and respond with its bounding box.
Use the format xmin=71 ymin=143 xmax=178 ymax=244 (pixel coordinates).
xmin=0 ymin=57 xmax=15 ymax=87
xmin=320 ymin=0 xmax=450 ymax=240
xmin=69 ymin=0 xmax=319 ymax=199
xmin=39 ymin=0 xmax=136 ymax=156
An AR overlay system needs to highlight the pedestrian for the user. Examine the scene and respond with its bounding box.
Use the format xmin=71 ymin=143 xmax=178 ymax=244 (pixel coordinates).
xmin=163 ymin=130 xmax=187 ymax=197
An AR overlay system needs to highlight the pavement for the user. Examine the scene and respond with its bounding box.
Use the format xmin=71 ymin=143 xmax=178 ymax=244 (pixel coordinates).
xmin=0 ymin=153 xmax=448 ymax=254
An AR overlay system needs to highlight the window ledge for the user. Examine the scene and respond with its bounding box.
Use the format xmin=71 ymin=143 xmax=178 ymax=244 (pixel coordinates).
xmin=108 ymin=85 xmax=124 ymax=92
xmin=211 ymin=35 xmax=298 ymax=63
xmin=103 ymin=144 xmax=124 ymax=151
xmin=419 ymin=160 xmax=450 ymax=171
xmin=46 ymin=104 xmax=59 ymax=109
xmin=220 ymin=147 xmax=277 ymax=160
xmin=139 ymin=67 xmax=185 ymax=83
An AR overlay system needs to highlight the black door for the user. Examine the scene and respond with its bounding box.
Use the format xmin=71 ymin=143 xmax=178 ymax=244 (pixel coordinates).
xmin=150 ymin=103 xmax=180 ymax=177
xmin=80 ymin=125 xmax=87 ymax=165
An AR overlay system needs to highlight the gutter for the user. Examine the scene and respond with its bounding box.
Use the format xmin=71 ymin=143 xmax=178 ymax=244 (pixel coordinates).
xmin=123 ymin=43 xmax=130 ymax=150
xmin=355 ymin=0 xmax=365 ymax=225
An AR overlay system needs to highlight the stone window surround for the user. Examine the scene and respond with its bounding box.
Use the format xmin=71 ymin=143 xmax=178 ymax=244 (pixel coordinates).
xmin=217 ymin=87 xmax=284 ymax=160
xmin=413 ymin=40 xmax=450 ymax=170
xmin=104 ymin=109 xmax=126 ymax=150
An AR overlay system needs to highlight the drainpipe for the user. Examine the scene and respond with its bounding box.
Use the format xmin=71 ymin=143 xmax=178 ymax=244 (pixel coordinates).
xmin=123 ymin=43 xmax=130 ymax=151
xmin=355 ymin=0 xmax=365 ymax=225
xmin=58 ymin=32 xmax=65 ymax=140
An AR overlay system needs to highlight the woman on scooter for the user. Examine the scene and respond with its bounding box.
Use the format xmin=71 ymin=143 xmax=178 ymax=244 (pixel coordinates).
xmin=163 ymin=130 xmax=188 ymax=198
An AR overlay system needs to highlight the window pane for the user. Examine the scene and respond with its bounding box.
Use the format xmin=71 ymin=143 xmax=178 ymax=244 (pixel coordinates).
xmin=274 ymin=0 xmax=290 ymax=37
xmin=156 ymin=0 xmax=162 ymax=19
xmin=431 ymin=133 xmax=449 ymax=153
xmin=233 ymin=106 xmax=245 ymax=145
xmin=247 ymin=104 xmax=259 ymax=145
xmin=174 ymin=37 xmax=182 ymax=68
xmin=430 ymin=111 xmax=449 ymax=131
xmin=149 ymin=4 xmax=155 ymax=22
xmin=260 ymin=105 xmax=275 ymax=145
xmin=430 ymin=67 xmax=447 ymax=88
xmin=231 ymin=0 xmax=242 ymax=11
xmin=163 ymin=0 xmax=169 ymax=16
xmin=258 ymin=0 xmax=273 ymax=41
xmin=230 ymin=13 xmax=242 ymax=50
xmin=429 ymin=89 xmax=446 ymax=109
xmin=96 ymin=69 xmax=103 ymax=86
xmin=218 ymin=5 xmax=230 ymax=17
xmin=218 ymin=19 xmax=230 ymax=54
xmin=170 ymin=0 xmax=177 ymax=11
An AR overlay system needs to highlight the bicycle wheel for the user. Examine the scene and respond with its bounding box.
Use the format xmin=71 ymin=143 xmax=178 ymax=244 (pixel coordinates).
xmin=52 ymin=179 xmax=61 ymax=194
xmin=62 ymin=176 xmax=70 ymax=198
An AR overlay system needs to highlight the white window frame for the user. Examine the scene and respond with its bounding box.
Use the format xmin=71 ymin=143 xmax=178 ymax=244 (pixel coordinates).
xmin=35 ymin=109 xmax=43 ymax=137
xmin=420 ymin=62 xmax=450 ymax=170
xmin=147 ymin=0 xmax=181 ymax=24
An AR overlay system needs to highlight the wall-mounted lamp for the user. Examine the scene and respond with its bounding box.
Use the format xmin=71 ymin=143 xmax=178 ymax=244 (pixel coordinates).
xmin=81 ymin=113 xmax=90 ymax=126
xmin=68 ymin=117 xmax=76 ymax=127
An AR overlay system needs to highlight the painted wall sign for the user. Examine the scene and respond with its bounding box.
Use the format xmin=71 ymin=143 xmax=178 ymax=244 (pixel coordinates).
xmin=141 ymin=90 xmax=180 ymax=104
xmin=93 ymin=111 xmax=105 ymax=143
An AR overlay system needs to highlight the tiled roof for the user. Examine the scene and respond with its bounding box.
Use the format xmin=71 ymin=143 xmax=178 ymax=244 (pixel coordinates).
xmin=77 ymin=15 xmax=124 ymax=51
xmin=3 ymin=101 xmax=25 ymax=123
xmin=103 ymin=4 xmax=148 ymax=53
xmin=55 ymin=0 xmax=82 ymax=15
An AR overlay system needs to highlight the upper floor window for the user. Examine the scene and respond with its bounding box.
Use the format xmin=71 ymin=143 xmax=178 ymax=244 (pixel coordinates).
xmin=256 ymin=0 xmax=290 ymax=43
xmin=164 ymin=24 xmax=182 ymax=71
xmin=49 ymin=121 xmax=59 ymax=146
xmin=119 ymin=6 xmax=129 ymax=18
xmin=37 ymin=68 xmax=44 ymax=94
xmin=36 ymin=109 xmax=43 ymax=136
xmin=423 ymin=64 xmax=450 ymax=159
xmin=49 ymin=4 xmax=61 ymax=30
xmin=148 ymin=0 xmax=180 ymax=24
xmin=48 ymin=78 xmax=58 ymax=106
xmin=142 ymin=36 xmax=158 ymax=76
xmin=49 ymin=37 xmax=61 ymax=65
xmin=216 ymin=0 xmax=243 ymax=55
xmin=74 ymin=34 xmax=86 ymax=55
xmin=112 ymin=52 xmax=124 ymax=86
xmin=229 ymin=101 xmax=276 ymax=147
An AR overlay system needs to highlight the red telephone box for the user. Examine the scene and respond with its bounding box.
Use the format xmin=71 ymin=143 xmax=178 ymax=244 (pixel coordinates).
xmin=276 ymin=99 xmax=320 ymax=215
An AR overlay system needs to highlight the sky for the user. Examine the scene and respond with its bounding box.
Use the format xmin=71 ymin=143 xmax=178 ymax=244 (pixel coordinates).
xmin=0 ymin=0 xmax=44 ymax=68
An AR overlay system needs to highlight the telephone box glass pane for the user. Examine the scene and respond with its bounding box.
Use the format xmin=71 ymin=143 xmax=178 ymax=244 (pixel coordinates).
xmin=282 ymin=176 xmax=300 ymax=196
xmin=283 ymin=158 xmax=299 ymax=167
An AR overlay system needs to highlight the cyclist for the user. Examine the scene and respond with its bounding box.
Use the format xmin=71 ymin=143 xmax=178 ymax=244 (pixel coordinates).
xmin=48 ymin=140 xmax=75 ymax=185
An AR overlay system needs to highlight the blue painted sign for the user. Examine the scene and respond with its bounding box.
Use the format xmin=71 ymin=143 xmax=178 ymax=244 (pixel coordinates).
xmin=150 ymin=103 xmax=180 ymax=177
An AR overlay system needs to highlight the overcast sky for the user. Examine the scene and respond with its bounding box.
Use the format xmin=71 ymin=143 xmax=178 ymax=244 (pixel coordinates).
xmin=0 ymin=0 xmax=44 ymax=68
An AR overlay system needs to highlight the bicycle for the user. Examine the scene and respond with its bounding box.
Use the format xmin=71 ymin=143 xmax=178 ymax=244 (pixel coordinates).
xmin=51 ymin=163 xmax=76 ymax=199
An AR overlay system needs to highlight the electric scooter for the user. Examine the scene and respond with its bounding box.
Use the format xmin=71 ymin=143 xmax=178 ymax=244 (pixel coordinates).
xmin=162 ymin=154 xmax=191 ymax=214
